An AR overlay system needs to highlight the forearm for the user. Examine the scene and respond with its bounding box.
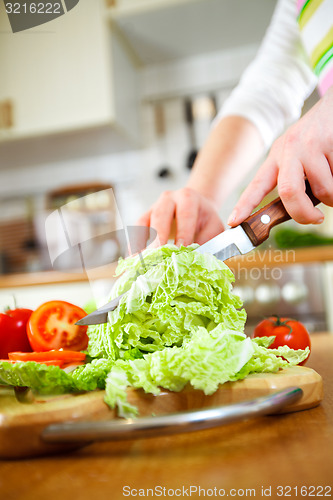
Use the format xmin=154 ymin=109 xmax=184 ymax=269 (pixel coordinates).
xmin=187 ymin=0 xmax=317 ymax=210
xmin=186 ymin=115 xmax=265 ymax=208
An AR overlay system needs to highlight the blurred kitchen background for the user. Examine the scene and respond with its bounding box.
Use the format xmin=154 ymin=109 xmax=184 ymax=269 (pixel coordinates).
xmin=0 ymin=0 xmax=332 ymax=333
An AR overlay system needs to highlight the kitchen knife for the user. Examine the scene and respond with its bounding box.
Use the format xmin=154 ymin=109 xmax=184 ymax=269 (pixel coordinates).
xmin=76 ymin=181 xmax=319 ymax=326
xmin=42 ymin=387 xmax=303 ymax=444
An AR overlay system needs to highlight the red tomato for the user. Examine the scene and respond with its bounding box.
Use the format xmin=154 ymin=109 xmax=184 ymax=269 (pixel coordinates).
xmin=0 ymin=308 xmax=33 ymax=359
xmin=253 ymin=316 xmax=311 ymax=365
xmin=27 ymin=301 xmax=88 ymax=352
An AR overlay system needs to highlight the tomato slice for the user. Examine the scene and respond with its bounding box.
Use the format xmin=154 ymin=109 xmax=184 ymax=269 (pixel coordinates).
xmin=8 ymin=350 xmax=86 ymax=362
xmin=26 ymin=301 xmax=89 ymax=352
xmin=8 ymin=350 xmax=86 ymax=368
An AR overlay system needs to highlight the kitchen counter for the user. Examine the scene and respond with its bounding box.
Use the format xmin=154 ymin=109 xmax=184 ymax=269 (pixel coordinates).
xmin=1 ymin=245 xmax=333 ymax=288
xmin=0 ymin=333 xmax=332 ymax=500
xmin=0 ymin=264 xmax=118 ymax=289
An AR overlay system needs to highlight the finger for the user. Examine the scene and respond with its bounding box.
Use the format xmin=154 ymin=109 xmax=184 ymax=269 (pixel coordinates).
xmin=227 ymin=157 xmax=279 ymax=226
xmin=278 ymin=161 xmax=324 ymax=224
xmin=195 ymin=215 xmax=224 ymax=245
xmin=305 ymin=155 xmax=333 ymax=207
xmin=136 ymin=210 xmax=151 ymax=226
xmin=134 ymin=210 xmax=157 ymax=253
xmin=327 ymin=151 xmax=333 ymax=172
xmin=150 ymin=192 xmax=176 ymax=246
xmin=175 ymin=189 xmax=199 ymax=246
xmin=128 ymin=225 xmax=157 ymax=255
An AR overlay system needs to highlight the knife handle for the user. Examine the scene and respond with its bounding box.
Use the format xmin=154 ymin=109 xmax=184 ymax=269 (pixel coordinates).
xmin=240 ymin=180 xmax=320 ymax=247
xmin=42 ymin=388 xmax=303 ymax=444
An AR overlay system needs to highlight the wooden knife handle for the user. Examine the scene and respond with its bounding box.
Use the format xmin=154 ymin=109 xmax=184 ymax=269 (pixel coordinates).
xmin=240 ymin=180 xmax=321 ymax=247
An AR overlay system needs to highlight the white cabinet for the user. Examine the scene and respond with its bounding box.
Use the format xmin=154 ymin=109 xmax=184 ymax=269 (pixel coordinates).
xmin=0 ymin=0 xmax=139 ymax=145
xmin=107 ymin=0 xmax=277 ymax=65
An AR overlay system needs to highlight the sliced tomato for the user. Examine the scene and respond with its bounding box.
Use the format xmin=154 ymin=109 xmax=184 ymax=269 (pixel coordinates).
xmin=26 ymin=301 xmax=89 ymax=352
xmin=8 ymin=350 xmax=86 ymax=368
xmin=8 ymin=350 xmax=86 ymax=362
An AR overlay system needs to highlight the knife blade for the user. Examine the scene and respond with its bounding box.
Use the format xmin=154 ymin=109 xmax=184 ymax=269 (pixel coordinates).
xmin=77 ymin=294 xmax=126 ymax=326
xmin=76 ymin=227 xmax=254 ymax=327
xmin=77 ymin=181 xmax=320 ymax=326
xmin=195 ymin=225 xmax=254 ymax=260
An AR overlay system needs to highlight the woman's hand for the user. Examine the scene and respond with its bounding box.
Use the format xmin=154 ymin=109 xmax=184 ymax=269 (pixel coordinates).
xmin=228 ymin=87 xmax=333 ymax=227
xmin=137 ymin=187 xmax=224 ymax=246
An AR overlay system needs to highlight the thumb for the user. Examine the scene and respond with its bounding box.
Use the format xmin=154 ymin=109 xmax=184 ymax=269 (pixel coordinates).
xmin=227 ymin=158 xmax=278 ymax=226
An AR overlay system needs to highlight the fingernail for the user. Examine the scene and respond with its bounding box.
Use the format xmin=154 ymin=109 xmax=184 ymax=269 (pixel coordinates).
xmin=227 ymin=211 xmax=237 ymax=226
xmin=313 ymin=217 xmax=325 ymax=225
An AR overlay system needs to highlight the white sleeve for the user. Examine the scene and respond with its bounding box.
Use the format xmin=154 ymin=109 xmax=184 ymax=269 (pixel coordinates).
xmin=215 ymin=0 xmax=318 ymax=150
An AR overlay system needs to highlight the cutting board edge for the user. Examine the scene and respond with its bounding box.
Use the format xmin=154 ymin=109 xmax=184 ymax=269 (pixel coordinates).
xmin=0 ymin=365 xmax=323 ymax=426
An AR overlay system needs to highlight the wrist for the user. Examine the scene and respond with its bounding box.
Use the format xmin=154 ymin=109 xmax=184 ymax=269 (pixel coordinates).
xmin=186 ymin=116 xmax=265 ymax=210
xmin=184 ymin=182 xmax=222 ymax=210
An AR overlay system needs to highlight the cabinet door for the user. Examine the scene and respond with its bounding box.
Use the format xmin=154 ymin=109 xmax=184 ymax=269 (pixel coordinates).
xmin=0 ymin=0 xmax=114 ymax=139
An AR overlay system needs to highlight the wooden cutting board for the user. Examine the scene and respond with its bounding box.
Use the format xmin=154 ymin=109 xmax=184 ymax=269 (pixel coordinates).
xmin=0 ymin=366 xmax=323 ymax=459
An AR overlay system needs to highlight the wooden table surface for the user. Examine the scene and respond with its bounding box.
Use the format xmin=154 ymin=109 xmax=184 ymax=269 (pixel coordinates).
xmin=0 ymin=333 xmax=332 ymax=500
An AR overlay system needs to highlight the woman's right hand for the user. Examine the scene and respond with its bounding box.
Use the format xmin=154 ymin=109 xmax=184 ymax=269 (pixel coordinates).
xmin=137 ymin=187 xmax=224 ymax=247
xmin=228 ymin=87 xmax=333 ymax=227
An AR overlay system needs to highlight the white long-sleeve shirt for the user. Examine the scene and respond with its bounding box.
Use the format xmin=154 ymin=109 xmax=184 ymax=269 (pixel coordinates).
xmin=216 ymin=0 xmax=318 ymax=151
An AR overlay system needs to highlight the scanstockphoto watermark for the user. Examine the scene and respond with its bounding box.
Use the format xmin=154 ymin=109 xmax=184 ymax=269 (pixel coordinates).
xmin=122 ymin=485 xmax=257 ymax=497
xmin=3 ymin=0 xmax=81 ymax=33
xmin=122 ymin=485 xmax=333 ymax=497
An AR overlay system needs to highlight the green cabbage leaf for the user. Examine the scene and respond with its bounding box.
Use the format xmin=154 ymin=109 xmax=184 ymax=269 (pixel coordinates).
xmin=87 ymin=244 xmax=246 ymax=359
xmin=104 ymin=325 xmax=309 ymax=417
